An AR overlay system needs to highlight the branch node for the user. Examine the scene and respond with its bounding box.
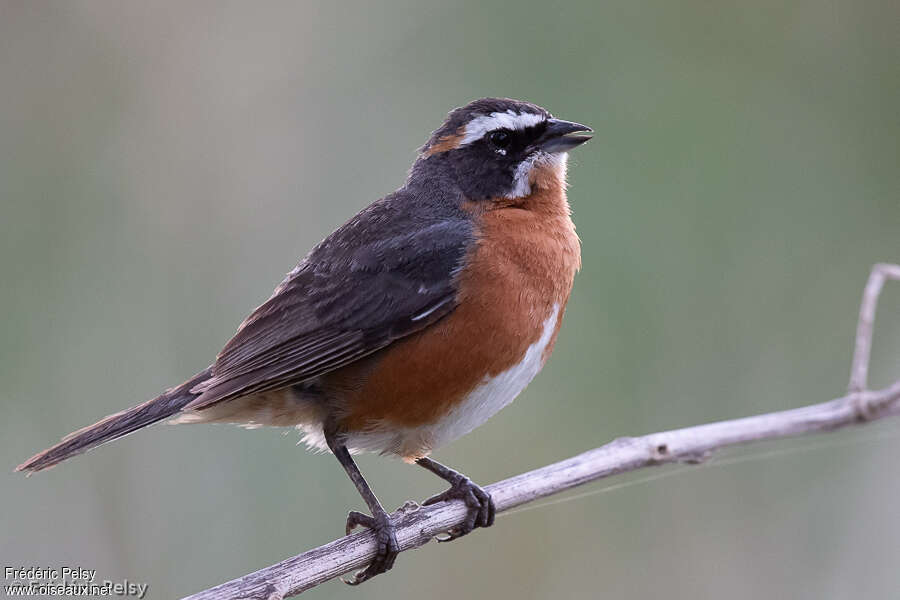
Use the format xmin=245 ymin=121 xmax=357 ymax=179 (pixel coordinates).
xmin=261 ymin=583 xmax=285 ymax=600
xmin=397 ymin=499 xmax=421 ymax=514
xmin=851 ymin=391 xmax=876 ymax=422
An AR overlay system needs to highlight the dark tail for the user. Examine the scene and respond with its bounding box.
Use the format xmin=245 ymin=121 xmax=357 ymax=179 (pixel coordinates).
xmin=16 ymin=367 xmax=212 ymax=474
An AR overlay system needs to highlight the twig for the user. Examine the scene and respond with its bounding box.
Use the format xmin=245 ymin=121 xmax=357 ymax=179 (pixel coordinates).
xmin=183 ymin=263 xmax=900 ymax=600
xmin=849 ymin=263 xmax=900 ymax=394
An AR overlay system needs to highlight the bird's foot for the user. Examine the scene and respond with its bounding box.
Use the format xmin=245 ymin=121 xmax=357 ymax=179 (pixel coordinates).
xmin=342 ymin=510 xmax=400 ymax=585
xmin=423 ymin=475 xmax=495 ymax=542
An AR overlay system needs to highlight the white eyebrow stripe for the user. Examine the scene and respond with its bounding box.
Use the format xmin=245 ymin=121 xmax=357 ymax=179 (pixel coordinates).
xmin=460 ymin=110 xmax=545 ymax=145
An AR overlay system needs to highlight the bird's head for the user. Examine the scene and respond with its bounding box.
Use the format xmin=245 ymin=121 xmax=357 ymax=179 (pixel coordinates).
xmin=418 ymin=97 xmax=592 ymax=201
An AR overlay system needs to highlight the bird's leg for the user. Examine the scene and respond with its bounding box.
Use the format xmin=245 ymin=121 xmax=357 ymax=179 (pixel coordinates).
xmin=324 ymin=427 xmax=399 ymax=585
xmin=416 ymin=457 xmax=495 ymax=541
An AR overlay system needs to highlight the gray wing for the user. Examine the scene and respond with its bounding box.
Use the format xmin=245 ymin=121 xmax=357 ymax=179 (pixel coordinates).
xmin=186 ymin=200 xmax=473 ymax=410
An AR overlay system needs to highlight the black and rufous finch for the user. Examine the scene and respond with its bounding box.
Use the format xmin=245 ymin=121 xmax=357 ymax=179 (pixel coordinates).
xmin=18 ymin=97 xmax=592 ymax=584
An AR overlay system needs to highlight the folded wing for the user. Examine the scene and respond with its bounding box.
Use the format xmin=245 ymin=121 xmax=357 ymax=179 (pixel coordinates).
xmin=186 ymin=203 xmax=474 ymax=410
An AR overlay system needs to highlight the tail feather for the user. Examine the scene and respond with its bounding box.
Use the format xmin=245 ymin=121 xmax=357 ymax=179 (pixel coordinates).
xmin=16 ymin=367 xmax=212 ymax=474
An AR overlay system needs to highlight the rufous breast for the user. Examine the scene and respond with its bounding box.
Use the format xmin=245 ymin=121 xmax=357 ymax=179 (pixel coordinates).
xmin=329 ymin=158 xmax=581 ymax=460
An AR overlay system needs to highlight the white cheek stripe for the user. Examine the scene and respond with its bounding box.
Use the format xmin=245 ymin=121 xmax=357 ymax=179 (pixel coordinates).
xmin=505 ymin=152 xmax=568 ymax=199
xmin=508 ymin=155 xmax=537 ymax=199
xmin=460 ymin=110 xmax=545 ymax=145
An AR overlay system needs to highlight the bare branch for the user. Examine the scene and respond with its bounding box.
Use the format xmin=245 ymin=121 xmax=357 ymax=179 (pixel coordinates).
xmin=182 ymin=264 xmax=900 ymax=600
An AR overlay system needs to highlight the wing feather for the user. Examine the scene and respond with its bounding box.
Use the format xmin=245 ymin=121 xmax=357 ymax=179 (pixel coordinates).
xmin=185 ymin=198 xmax=473 ymax=410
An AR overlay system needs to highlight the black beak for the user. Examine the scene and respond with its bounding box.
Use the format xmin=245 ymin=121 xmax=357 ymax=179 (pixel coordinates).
xmin=537 ymin=118 xmax=593 ymax=153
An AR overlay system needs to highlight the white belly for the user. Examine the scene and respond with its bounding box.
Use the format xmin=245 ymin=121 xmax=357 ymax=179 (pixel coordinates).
xmin=301 ymin=304 xmax=561 ymax=458
xmin=425 ymin=303 xmax=560 ymax=450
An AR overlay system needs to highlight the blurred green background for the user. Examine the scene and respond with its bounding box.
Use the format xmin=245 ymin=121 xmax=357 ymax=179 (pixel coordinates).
xmin=2 ymin=1 xmax=899 ymax=598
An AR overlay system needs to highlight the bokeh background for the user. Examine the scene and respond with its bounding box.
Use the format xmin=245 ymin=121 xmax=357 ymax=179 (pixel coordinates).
xmin=2 ymin=1 xmax=899 ymax=598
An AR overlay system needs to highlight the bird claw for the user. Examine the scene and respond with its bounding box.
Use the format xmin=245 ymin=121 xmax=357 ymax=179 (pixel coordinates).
xmin=341 ymin=510 xmax=399 ymax=585
xmin=423 ymin=476 xmax=495 ymax=540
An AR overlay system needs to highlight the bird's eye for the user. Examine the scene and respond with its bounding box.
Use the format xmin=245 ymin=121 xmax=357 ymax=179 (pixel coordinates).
xmin=488 ymin=130 xmax=511 ymax=151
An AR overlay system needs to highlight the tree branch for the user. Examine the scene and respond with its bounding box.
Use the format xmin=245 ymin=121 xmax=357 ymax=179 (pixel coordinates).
xmin=183 ymin=263 xmax=900 ymax=600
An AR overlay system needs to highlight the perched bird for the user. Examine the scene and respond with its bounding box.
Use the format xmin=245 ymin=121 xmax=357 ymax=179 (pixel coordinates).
xmin=18 ymin=97 xmax=591 ymax=584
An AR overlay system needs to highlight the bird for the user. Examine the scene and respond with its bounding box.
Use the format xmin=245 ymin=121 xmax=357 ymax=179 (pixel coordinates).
xmin=17 ymin=97 xmax=591 ymax=584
